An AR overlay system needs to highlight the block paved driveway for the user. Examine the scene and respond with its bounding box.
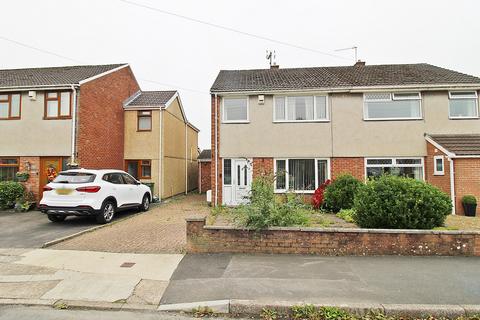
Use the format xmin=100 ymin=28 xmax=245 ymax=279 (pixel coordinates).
xmin=51 ymin=194 xmax=209 ymax=253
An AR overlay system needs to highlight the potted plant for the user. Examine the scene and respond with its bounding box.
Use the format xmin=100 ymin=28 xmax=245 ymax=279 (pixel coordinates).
xmin=462 ymin=195 xmax=477 ymax=217
xmin=15 ymin=172 xmax=30 ymax=182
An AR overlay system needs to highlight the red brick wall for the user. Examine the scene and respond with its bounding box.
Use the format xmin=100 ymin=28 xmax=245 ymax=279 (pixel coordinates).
xmin=252 ymin=158 xmax=273 ymax=178
xmin=19 ymin=157 xmax=40 ymax=200
xmin=199 ymin=161 xmax=211 ymax=193
xmin=454 ymin=158 xmax=480 ymax=215
xmin=77 ymin=66 xmax=140 ymax=169
xmin=211 ymin=95 xmax=222 ymax=205
xmin=331 ymin=157 xmax=364 ymax=180
xmin=186 ymin=217 xmax=480 ymax=256
xmin=425 ymin=142 xmax=451 ymax=196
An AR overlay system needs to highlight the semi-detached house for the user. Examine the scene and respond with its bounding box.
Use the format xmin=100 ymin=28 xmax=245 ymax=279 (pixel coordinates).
xmin=210 ymin=62 xmax=480 ymax=215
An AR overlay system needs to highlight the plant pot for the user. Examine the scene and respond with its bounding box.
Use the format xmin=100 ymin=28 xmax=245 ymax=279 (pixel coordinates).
xmin=463 ymin=203 xmax=477 ymax=217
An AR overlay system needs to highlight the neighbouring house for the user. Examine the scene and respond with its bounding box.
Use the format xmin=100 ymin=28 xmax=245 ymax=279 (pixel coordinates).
xmin=0 ymin=64 xmax=139 ymax=199
xmin=123 ymin=90 xmax=199 ymax=199
xmin=209 ymin=62 xmax=480 ymax=215
xmin=198 ymin=149 xmax=211 ymax=193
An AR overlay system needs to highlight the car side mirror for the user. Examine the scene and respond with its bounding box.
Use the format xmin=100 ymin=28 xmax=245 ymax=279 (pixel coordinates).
xmin=136 ymin=181 xmax=141 ymax=185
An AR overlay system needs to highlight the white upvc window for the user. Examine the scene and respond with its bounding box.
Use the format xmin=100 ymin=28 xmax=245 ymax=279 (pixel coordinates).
xmin=448 ymin=91 xmax=479 ymax=119
xmin=222 ymin=97 xmax=249 ymax=123
xmin=365 ymin=157 xmax=424 ymax=180
xmin=274 ymin=158 xmax=330 ymax=193
xmin=363 ymin=92 xmax=422 ymax=120
xmin=274 ymin=95 xmax=328 ymax=122
xmin=434 ymin=155 xmax=445 ymax=176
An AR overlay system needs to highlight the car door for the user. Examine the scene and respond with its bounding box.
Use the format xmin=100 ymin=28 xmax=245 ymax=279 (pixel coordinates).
xmin=104 ymin=172 xmax=130 ymax=207
xmin=121 ymin=173 xmax=143 ymax=205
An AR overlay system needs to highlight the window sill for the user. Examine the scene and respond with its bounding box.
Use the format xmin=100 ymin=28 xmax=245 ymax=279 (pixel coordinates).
xmin=43 ymin=117 xmax=72 ymax=120
xmin=274 ymin=190 xmax=315 ymax=194
xmin=273 ymin=120 xmax=330 ymax=123
xmin=448 ymin=116 xmax=479 ymax=120
xmin=0 ymin=118 xmax=21 ymax=120
xmin=222 ymin=121 xmax=250 ymax=124
xmin=433 ymin=173 xmax=445 ymax=176
xmin=137 ymin=129 xmax=152 ymax=132
xmin=363 ymin=117 xmax=423 ymax=121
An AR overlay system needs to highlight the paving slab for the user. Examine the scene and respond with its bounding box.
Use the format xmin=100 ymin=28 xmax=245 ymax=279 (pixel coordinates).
xmin=0 ymin=281 xmax=60 ymax=299
xmin=127 ymin=279 xmax=168 ymax=305
xmin=0 ymin=262 xmax=57 ymax=276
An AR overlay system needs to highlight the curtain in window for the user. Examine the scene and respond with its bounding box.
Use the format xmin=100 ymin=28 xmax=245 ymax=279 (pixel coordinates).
xmin=288 ymin=159 xmax=315 ymax=190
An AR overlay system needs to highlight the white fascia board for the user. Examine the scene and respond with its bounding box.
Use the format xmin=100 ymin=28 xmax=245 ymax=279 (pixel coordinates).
xmin=79 ymin=64 xmax=129 ymax=85
xmin=123 ymin=90 xmax=142 ymax=107
xmin=123 ymin=106 xmax=162 ymax=111
xmin=198 ymin=159 xmax=211 ymax=162
xmin=165 ymin=91 xmax=190 ymax=124
xmin=0 ymin=84 xmax=78 ymax=91
xmin=187 ymin=122 xmax=200 ymax=132
xmin=424 ymin=135 xmax=456 ymax=158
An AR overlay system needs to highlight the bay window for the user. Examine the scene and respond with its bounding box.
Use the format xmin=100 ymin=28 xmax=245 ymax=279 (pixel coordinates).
xmin=364 ymin=92 xmax=421 ymax=120
xmin=275 ymin=158 xmax=329 ymax=192
xmin=0 ymin=93 xmax=21 ymax=120
xmin=365 ymin=158 xmax=423 ymax=180
xmin=448 ymin=91 xmax=478 ymax=119
xmin=223 ymin=97 xmax=248 ymax=122
xmin=274 ymin=95 xmax=328 ymax=122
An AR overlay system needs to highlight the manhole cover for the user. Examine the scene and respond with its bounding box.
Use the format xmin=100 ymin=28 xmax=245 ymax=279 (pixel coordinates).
xmin=120 ymin=262 xmax=136 ymax=268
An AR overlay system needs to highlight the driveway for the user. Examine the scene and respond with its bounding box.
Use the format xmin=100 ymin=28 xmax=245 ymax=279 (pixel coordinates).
xmin=51 ymin=193 xmax=209 ymax=253
xmin=0 ymin=208 xmax=139 ymax=248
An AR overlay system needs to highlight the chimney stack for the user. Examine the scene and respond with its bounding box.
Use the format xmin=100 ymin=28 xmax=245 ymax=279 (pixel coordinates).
xmin=354 ymin=60 xmax=365 ymax=67
xmin=270 ymin=64 xmax=279 ymax=69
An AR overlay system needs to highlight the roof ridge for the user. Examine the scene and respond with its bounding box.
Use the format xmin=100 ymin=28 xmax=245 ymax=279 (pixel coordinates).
xmin=0 ymin=63 xmax=127 ymax=72
xmin=218 ymin=63 xmax=429 ymax=73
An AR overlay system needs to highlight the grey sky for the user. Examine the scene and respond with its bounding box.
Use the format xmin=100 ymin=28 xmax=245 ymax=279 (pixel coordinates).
xmin=1 ymin=0 xmax=478 ymax=148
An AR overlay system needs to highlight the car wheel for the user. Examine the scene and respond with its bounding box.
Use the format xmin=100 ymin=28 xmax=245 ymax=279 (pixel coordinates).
xmin=47 ymin=214 xmax=66 ymax=223
xmin=96 ymin=200 xmax=116 ymax=224
xmin=140 ymin=194 xmax=150 ymax=212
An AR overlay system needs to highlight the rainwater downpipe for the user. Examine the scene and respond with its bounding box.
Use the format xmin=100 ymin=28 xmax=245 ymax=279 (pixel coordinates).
xmin=449 ymin=157 xmax=456 ymax=215
xmin=70 ymin=85 xmax=78 ymax=166
xmin=214 ymin=93 xmax=218 ymax=206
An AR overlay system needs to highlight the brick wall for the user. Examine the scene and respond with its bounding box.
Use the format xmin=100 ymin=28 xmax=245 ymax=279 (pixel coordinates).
xmin=425 ymin=142 xmax=451 ymax=196
xmin=454 ymin=158 xmax=480 ymax=215
xmin=77 ymin=66 xmax=140 ymax=169
xmin=199 ymin=161 xmax=211 ymax=193
xmin=19 ymin=156 xmax=40 ymax=199
xmin=331 ymin=157 xmax=364 ymax=180
xmin=186 ymin=217 xmax=480 ymax=256
xmin=252 ymin=158 xmax=273 ymax=178
xmin=211 ymin=95 xmax=222 ymax=205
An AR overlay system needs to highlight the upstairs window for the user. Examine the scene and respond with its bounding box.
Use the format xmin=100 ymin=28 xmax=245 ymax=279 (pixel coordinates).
xmin=223 ymin=97 xmax=248 ymax=122
xmin=448 ymin=91 xmax=478 ymax=119
xmin=0 ymin=93 xmax=21 ymax=120
xmin=364 ymin=92 xmax=421 ymax=120
xmin=44 ymin=91 xmax=71 ymax=119
xmin=274 ymin=95 xmax=328 ymax=122
xmin=137 ymin=110 xmax=152 ymax=131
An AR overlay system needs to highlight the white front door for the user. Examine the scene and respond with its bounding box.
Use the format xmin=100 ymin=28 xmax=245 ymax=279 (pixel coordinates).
xmin=222 ymin=158 xmax=252 ymax=206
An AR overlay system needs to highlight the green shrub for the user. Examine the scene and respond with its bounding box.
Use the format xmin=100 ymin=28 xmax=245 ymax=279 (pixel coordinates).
xmin=336 ymin=209 xmax=356 ymax=223
xmin=354 ymin=175 xmax=452 ymax=229
xmin=0 ymin=181 xmax=25 ymax=210
xmin=324 ymin=174 xmax=362 ymax=212
xmin=319 ymin=306 xmax=350 ymax=320
xmin=291 ymin=304 xmax=318 ymax=320
xmin=462 ymin=195 xmax=477 ymax=205
xmin=237 ymin=174 xmax=310 ymax=230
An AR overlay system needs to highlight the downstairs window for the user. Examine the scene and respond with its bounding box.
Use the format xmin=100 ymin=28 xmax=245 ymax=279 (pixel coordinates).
xmin=365 ymin=158 xmax=423 ymax=180
xmin=275 ymin=158 xmax=329 ymax=192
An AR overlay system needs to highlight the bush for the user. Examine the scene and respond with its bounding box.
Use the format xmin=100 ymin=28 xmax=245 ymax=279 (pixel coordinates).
xmin=354 ymin=175 xmax=452 ymax=229
xmin=336 ymin=208 xmax=356 ymax=223
xmin=311 ymin=179 xmax=331 ymax=210
xmin=324 ymin=174 xmax=362 ymax=212
xmin=237 ymin=174 xmax=310 ymax=230
xmin=0 ymin=181 xmax=25 ymax=210
xmin=462 ymin=195 xmax=477 ymax=205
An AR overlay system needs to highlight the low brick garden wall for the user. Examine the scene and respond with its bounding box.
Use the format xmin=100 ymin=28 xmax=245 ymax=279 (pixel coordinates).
xmin=186 ymin=217 xmax=480 ymax=256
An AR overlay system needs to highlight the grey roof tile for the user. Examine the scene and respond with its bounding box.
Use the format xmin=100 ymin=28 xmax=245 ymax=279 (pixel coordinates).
xmin=125 ymin=91 xmax=177 ymax=106
xmin=198 ymin=149 xmax=211 ymax=161
xmin=429 ymin=134 xmax=480 ymax=156
xmin=0 ymin=64 xmax=127 ymax=88
xmin=211 ymin=63 xmax=480 ymax=92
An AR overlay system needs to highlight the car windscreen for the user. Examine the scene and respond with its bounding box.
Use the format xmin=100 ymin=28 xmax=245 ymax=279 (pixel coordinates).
xmin=52 ymin=172 xmax=96 ymax=184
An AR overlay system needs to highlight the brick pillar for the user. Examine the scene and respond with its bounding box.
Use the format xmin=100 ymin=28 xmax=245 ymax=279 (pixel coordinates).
xmin=211 ymin=95 xmax=222 ymax=206
xmin=331 ymin=157 xmax=364 ymax=180
xmin=19 ymin=157 xmax=41 ymax=200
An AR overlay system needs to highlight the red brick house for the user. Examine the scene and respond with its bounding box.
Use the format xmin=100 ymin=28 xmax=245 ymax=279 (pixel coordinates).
xmin=0 ymin=64 xmax=140 ymax=198
xmin=198 ymin=149 xmax=211 ymax=193
xmin=209 ymin=62 xmax=480 ymax=215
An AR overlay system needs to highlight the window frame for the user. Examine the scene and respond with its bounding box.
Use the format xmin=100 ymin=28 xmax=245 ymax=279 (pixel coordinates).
xmin=433 ymin=155 xmax=445 ymax=176
xmin=448 ymin=91 xmax=479 ymax=119
xmin=137 ymin=110 xmax=152 ymax=131
xmin=363 ymin=92 xmax=423 ymax=121
xmin=0 ymin=93 xmax=21 ymax=120
xmin=223 ymin=158 xmax=232 ymax=186
xmin=221 ymin=96 xmax=249 ymax=123
xmin=43 ymin=91 xmax=72 ymax=120
xmin=125 ymin=159 xmax=151 ymax=179
xmin=0 ymin=157 xmax=20 ymax=181
xmin=274 ymin=158 xmax=330 ymax=193
xmin=364 ymin=157 xmax=425 ymax=180
xmin=273 ymin=95 xmax=329 ymax=123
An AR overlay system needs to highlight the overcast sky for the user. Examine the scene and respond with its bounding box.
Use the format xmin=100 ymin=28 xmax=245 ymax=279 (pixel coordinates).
xmin=1 ymin=0 xmax=479 ymax=148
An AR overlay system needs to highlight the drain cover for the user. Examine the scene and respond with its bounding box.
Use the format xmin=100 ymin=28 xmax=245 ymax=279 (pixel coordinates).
xmin=120 ymin=262 xmax=136 ymax=268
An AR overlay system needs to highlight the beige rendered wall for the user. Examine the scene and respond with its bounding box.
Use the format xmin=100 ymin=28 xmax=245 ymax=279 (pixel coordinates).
xmin=219 ymin=91 xmax=480 ymax=158
xmin=187 ymin=125 xmax=199 ymax=192
xmin=124 ymin=109 xmax=161 ymax=195
xmin=0 ymin=91 xmax=72 ymax=156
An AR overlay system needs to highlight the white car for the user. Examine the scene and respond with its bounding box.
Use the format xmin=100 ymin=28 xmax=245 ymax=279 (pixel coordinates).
xmin=39 ymin=169 xmax=152 ymax=224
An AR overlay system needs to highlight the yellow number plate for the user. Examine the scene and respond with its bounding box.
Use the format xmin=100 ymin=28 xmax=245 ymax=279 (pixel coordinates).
xmin=56 ymin=188 xmax=73 ymax=195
